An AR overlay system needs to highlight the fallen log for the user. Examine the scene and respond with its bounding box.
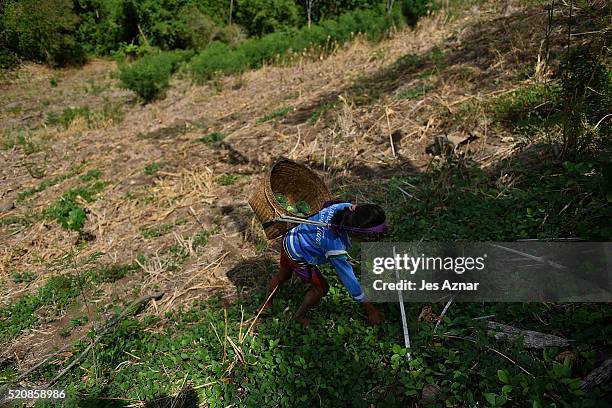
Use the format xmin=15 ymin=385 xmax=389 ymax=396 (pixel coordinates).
xmin=581 ymin=357 xmax=612 ymax=391
xmin=486 ymin=321 xmax=570 ymax=349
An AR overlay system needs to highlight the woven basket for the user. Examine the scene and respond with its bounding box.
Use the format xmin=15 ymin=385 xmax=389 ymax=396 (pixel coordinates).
xmin=249 ymin=158 xmax=333 ymax=240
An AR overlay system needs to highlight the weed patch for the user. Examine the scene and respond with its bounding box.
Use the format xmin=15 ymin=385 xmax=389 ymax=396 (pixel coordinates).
xmin=196 ymin=131 xmax=225 ymax=144
xmin=190 ymin=7 xmax=410 ymax=84
xmin=80 ymin=169 xmax=102 ymax=182
xmin=10 ymin=271 xmax=37 ymax=284
xmin=46 ymin=106 xmax=91 ymax=129
xmin=44 ymin=180 xmax=107 ymax=231
xmin=17 ymin=174 xmax=71 ymax=201
xmin=0 ymin=131 xmax=40 ymax=154
xmin=256 ymin=106 xmax=292 ymax=124
xmin=397 ymin=83 xmax=433 ymax=100
xmin=0 ymin=261 xmax=138 ymax=341
xmin=142 ymin=223 xmax=173 ymax=239
xmin=310 ymin=102 xmax=338 ymax=125
xmin=216 ymin=174 xmax=238 ymax=186
xmin=144 ymin=162 xmax=166 ymax=177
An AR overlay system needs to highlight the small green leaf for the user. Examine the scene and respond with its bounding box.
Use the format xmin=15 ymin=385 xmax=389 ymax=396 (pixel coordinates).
xmin=497 ymin=369 xmax=510 ymax=384
xmin=483 ymin=392 xmax=497 ymax=406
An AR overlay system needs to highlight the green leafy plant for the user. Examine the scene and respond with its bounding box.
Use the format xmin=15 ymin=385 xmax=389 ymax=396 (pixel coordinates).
xmin=197 ymin=131 xmax=226 ymax=144
xmin=216 ymin=174 xmax=238 ymax=186
xmin=257 ymin=106 xmax=292 ymax=124
xmin=10 ymin=271 xmax=37 ymax=284
xmin=142 ymin=223 xmax=173 ymax=239
xmin=44 ymin=181 xmax=106 ymax=231
xmin=144 ymin=162 xmax=166 ymax=177
xmin=80 ymin=169 xmax=102 ymax=182
xmin=46 ymin=106 xmax=91 ymax=129
xmin=2 ymin=0 xmax=85 ymax=66
xmin=119 ymin=50 xmax=194 ymax=102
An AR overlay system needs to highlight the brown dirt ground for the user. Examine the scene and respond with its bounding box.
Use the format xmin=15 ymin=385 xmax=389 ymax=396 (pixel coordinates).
xmin=0 ymin=0 xmax=599 ymax=371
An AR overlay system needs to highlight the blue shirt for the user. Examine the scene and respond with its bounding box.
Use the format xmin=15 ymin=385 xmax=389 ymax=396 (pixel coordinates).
xmin=284 ymin=203 xmax=367 ymax=302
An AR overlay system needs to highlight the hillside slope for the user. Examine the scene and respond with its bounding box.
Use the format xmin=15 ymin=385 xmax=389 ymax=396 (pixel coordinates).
xmin=0 ymin=0 xmax=610 ymax=406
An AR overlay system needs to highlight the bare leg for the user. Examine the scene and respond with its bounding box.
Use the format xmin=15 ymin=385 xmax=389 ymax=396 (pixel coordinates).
xmin=257 ymin=264 xmax=292 ymax=313
xmin=294 ymin=276 xmax=329 ymax=326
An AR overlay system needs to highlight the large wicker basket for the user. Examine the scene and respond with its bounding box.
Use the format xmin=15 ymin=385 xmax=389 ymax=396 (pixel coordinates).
xmin=249 ymin=158 xmax=333 ymax=240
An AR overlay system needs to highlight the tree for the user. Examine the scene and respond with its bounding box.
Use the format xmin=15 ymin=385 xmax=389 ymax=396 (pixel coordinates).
xmin=3 ymin=0 xmax=85 ymax=66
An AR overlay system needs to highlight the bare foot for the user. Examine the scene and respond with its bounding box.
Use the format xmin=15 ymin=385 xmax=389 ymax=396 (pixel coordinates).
xmin=295 ymin=317 xmax=311 ymax=327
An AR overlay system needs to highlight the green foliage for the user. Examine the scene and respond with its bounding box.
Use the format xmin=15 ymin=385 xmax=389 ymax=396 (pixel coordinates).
xmin=1 ymin=131 xmax=40 ymax=155
xmin=33 ymin=286 xmax=611 ymax=406
xmin=18 ymin=174 xmax=72 ymax=201
xmin=190 ymin=41 xmax=247 ymax=82
xmin=46 ymin=106 xmax=91 ymax=129
xmin=143 ymin=161 xmax=166 ymax=176
xmin=0 ymin=48 xmax=20 ymax=70
xmin=10 ymin=271 xmax=36 ymax=284
xmin=2 ymin=0 xmax=85 ymax=66
xmin=397 ymin=82 xmax=433 ymax=100
xmin=216 ymin=174 xmax=238 ymax=186
xmin=310 ymin=101 xmax=338 ymax=124
xmin=196 ymin=131 xmax=226 ymax=143
xmin=142 ymin=223 xmax=173 ymax=239
xmin=0 ymin=215 xmax=36 ymax=229
xmin=235 ymin=0 xmax=303 ymax=36
xmin=257 ymin=106 xmax=292 ymax=123
xmin=0 ymin=274 xmax=83 ymax=340
xmin=119 ymin=50 xmax=193 ymax=102
xmin=80 ymin=169 xmax=102 ymax=182
xmin=388 ymin=157 xmax=612 ymax=241
xmin=0 ymin=262 xmax=137 ymax=341
xmin=44 ymin=181 xmax=107 ymax=231
xmin=191 ymin=7 xmax=400 ymax=83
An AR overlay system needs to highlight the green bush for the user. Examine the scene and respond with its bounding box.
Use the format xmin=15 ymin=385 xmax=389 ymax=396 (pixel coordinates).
xmin=74 ymin=0 xmax=140 ymax=56
xmin=119 ymin=50 xmax=193 ymax=102
xmin=190 ymin=42 xmax=247 ymax=82
xmin=3 ymin=0 xmax=85 ymax=66
xmin=0 ymin=49 xmax=20 ymax=70
xmin=191 ymin=6 xmax=404 ymax=83
xmin=235 ymin=0 xmax=303 ymax=37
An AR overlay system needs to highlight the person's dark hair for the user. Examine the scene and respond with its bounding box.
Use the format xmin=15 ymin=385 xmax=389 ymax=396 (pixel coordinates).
xmin=331 ymin=204 xmax=386 ymax=229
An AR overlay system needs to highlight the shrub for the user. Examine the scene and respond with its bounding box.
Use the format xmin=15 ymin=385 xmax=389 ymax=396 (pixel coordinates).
xmin=191 ymin=7 xmax=403 ymax=83
xmin=119 ymin=50 xmax=193 ymax=102
xmin=0 ymin=49 xmax=20 ymax=70
xmin=74 ymin=0 xmax=140 ymax=56
xmin=178 ymin=5 xmax=220 ymax=50
xmin=235 ymin=0 xmax=303 ymax=37
xmin=190 ymin=42 xmax=248 ymax=82
xmin=215 ymin=24 xmax=248 ymax=46
xmin=3 ymin=0 xmax=85 ymax=66
xmin=191 ymin=41 xmax=248 ymax=82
